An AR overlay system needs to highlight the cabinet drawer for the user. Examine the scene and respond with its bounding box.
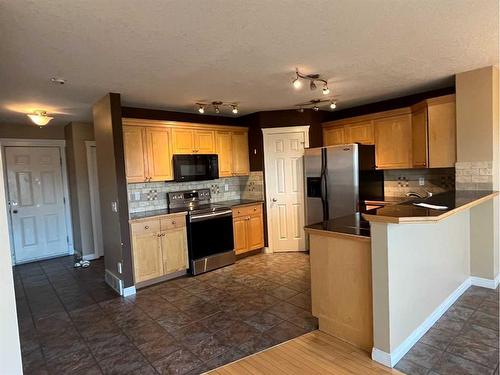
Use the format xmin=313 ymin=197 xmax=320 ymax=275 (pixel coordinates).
xmin=131 ymin=219 xmax=160 ymax=236
xmin=232 ymin=203 xmax=262 ymax=218
xmin=160 ymin=215 xmax=186 ymax=231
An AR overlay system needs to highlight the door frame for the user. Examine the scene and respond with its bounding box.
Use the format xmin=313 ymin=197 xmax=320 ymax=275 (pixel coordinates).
xmin=0 ymin=138 xmax=74 ymax=264
xmin=85 ymin=141 xmax=103 ymax=260
xmin=262 ymin=126 xmax=310 ymax=253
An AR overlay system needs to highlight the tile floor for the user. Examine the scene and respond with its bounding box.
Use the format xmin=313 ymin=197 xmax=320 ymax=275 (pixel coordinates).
xmin=14 ymin=252 xmax=316 ymax=375
xmin=396 ymin=285 xmax=499 ymax=375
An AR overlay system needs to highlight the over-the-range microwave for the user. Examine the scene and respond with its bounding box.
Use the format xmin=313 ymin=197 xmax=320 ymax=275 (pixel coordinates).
xmin=173 ymin=154 xmax=219 ymax=182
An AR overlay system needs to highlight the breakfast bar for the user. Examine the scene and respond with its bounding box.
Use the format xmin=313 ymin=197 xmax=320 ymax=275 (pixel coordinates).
xmin=305 ymin=190 xmax=499 ymax=367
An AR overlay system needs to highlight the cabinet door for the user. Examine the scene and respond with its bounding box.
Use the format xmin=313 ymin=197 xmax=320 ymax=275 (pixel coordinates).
xmin=345 ymin=121 xmax=374 ymax=145
xmin=132 ymin=232 xmax=163 ymax=283
xmin=146 ymin=127 xmax=173 ymax=181
xmin=123 ymin=126 xmax=148 ymax=183
xmin=374 ymin=114 xmax=412 ymax=169
xmin=411 ymin=108 xmax=428 ymax=168
xmin=194 ymin=130 xmax=216 ymax=153
xmin=172 ymin=129 xmax=195 ymax=154
xmin=233 ymin=216 xmax=248 ymax=254
xmin=428 ymin=99 xmax=456 ymax=168
xmin=216 ymin=131 xmax=233 ymax=177
xmin=161 ymin=227 xmax=189 ymax=274
xmin=323 ymin=127 xmax=345 ymax=146
xmin=232 ymin=131 xmax=250 ymax=175
xmin=247 ymin=213 xmax=264 ymax=250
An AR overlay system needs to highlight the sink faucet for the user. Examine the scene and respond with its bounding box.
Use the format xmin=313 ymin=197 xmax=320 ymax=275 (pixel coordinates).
xmin=406 ymin=191 xmax=433 ymax=199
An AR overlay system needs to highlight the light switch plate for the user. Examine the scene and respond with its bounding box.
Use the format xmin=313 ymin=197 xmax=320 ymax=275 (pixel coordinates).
xmin=419 ymin=177 xmax=425 ymax=186
xmin=224 ymin=184 xmax=229 ymax=192
xmin=134 ymin=192 xmax=141 ymax=201
xmin=111 ymin=201 xmax=118 ymax=212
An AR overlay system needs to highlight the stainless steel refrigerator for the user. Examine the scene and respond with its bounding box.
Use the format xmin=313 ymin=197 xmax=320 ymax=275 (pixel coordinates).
xmin=304 ymin=144 xmax=384 ymax=224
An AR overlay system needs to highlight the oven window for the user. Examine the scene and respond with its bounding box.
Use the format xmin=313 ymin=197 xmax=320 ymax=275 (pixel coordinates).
xmin=188 ymin=215 xmax=234 ymax=260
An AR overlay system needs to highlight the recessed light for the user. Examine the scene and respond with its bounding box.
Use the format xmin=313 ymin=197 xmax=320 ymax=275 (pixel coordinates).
xmin=50 ymin=77 xmax=66 ymax=85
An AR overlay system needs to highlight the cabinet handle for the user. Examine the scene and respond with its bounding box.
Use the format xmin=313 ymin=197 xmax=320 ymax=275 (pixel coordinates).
xmin=253 ymin=208 xmax=257 ymax=211
xmin=172 ymin=221 xmax=176 ymax=225
xmin=145 ymin=225 xmax=149 ymax=229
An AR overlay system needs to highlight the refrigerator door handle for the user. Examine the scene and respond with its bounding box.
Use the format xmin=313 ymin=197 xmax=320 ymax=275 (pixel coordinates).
xmin=320 ymin=149 xmax=329 ymax=221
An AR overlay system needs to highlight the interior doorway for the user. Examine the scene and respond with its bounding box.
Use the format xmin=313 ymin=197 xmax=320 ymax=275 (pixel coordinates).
xmin=86 ymin=141 xmax=104 ymax=260
xmin=262 ymin=126 xmax=309 ymax=253
xmin=3 ymin=142 xmax=73 ymax=264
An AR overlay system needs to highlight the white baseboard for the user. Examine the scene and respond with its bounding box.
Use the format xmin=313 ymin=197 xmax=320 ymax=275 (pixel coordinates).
xmin=372 ymin=277 xmax=471 ymax=368
xmin=471 ymin=275 xmax=500 ymax=289
xmin=82 ymin=253 xmax=100 ymax=261
xmin=122 ymin=285 xmax=136 ymax=297
xmin=263 ymin=246 xmax=272 ymax=254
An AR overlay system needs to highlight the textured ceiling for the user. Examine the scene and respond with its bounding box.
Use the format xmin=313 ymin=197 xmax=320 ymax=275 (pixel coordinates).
xmin=0 ymin=0 xmax=498 ymax=126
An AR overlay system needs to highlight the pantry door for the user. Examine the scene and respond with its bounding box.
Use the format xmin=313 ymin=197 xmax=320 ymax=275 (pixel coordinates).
xmin=5 ymin=147 xmax=69 ymax=263
xmin=263 ymin=127 xmax=309 ymax=252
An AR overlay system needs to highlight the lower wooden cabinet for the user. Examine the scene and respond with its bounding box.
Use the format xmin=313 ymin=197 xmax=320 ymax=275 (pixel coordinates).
xmin=130 ymin=214 xmax=188 ymax=285
xmin=232 ymin=203 xmax=264 ymax=255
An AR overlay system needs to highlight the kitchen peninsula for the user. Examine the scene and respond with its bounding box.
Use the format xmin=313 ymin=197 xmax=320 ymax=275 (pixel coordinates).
xmin=305 ymin=190 xmax=499 ymax=367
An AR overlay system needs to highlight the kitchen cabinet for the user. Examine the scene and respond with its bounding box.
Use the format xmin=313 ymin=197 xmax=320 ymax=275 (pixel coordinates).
xmin=216 ymin=130 xmax=250 ymax=177
xmin=374 ymin=114 xmax=412 ymax=169
xmin=345 ymin=121 xmax=374 ymax=145
xmin=130 ymin=213 xmax=188 ymax=286
xmin=172 ymin=129 xmax=215 ymax=154
xmin=323 ymin=126 xmax=345 ymax=146
xmin=232 ymin=203 xmax=264 ymax=255
xmin=123 ymin=126 xmax=173 ymax=183
xmin=411 ymin=95 xmax=456 ymax=168
xmin=123 ymin=126 xmax=148 ymax=183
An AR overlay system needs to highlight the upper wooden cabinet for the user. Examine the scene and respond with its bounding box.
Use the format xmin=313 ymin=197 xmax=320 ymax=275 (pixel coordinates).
xmin=374 ymin=114 xmax=412 ymax=169
xmin=216 ymin=130 xmax=250 ymax=177
xmin=322 ymin=95 xmax=456 ymax=169
xmin=323 ymin=126 xmax=345 ymax=146
xmin=172 ymin=129 xmax=215 ymax=154
xmin=122 ymin=119 xmax=249 ymax=182
xmin=123 ymin=126 xmax=173 ymax=183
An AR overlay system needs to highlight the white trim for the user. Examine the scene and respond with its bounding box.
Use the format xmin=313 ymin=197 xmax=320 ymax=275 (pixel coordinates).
xmin=371 ymin=277 xmax=471 ymax=368
xmin=82 ymin=253 xmax=100 ymax=261
xmin=122 ymin=285 xmax=136 ymax=297
xmin=262 ymin=126 xmax=310 ymax=253
xmin=0 ymin=138 xmax=74 ymax=264
xmin=471 ymin=275 xmax=500 ymax=289
xmin=85 ymin=141 xmax=104 ymax=260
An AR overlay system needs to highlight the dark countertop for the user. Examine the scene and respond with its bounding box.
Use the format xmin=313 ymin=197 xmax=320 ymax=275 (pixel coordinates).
xmin=129 ymin=199 xmax=264 ymax=221
xmin=305 ymin=213 xmax=371 ymax=238
xmin=363 ymin=190 xmax=498 ymax=223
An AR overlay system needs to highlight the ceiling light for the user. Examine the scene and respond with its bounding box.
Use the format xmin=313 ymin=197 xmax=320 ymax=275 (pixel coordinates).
xmin=214 ymin=105 xmax=220 ymax=114
xmin=322 ymin=85 xmax=330 ymax=95
xmin=330 ymin=101 xmax=337 ymax=110
xmin=27 ymin=110 xmax=53 ymax=126
xmin=232 ymin=105 xmax=239 ymax=114
xmin=310 ymin=81 xmax=317 ymax=90
xmin=50 ymin=77 xmax=66 ymax=85
xmin=198 ymin=105 xmax=205 ymax=114
xmin=312 ymin=105 xmax=320 ymax=112
xmin=292 ymin=77 xmax=302 ymax=89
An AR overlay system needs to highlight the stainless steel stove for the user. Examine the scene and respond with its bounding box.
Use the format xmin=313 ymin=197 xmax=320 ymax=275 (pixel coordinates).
xmin=167 ymin=189 xmax=235 ymax=275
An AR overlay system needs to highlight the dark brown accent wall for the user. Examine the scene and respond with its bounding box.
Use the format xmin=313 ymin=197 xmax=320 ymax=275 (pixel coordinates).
xmin=322 ymin=87 xmax=455 ymax=122
xmin=93 ymin=94 xmax=134 ymax=289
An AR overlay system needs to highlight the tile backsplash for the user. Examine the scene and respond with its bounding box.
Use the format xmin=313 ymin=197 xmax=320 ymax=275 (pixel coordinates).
xmin=383 ymin=168 xmax=455 ymax=198
xmin=127 ymin=171 xmax=264 ymax=214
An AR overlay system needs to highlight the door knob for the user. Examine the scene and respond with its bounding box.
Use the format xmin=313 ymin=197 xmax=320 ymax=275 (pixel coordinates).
xmin=272 ymin=198 xmax=277 ymax=202
xmin=12 ymin=210 xmax=18 ymax=214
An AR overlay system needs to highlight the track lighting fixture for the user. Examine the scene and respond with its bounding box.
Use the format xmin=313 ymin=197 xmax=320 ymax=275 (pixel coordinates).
xmin=295 ymin=98 xmax=338 ymax=112
xmin=196 ymin=101 xmax=239 ymax=115
xmin=291 ymin=68 xmax=331 ymax=95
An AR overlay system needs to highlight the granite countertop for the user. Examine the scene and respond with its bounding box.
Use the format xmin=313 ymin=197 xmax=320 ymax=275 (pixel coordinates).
xmin=305 ymin=213 xmax=371 ymax=238
xmin=363 ymin=190 xmax=498 ymax=224
xmin=129 ymin=199 xmax=264 ymax=221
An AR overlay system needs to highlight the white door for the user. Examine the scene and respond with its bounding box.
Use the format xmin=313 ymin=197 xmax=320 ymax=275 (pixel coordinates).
xmin=264 ymin=130 xmax=307 ymax=252
xmin=6 ymin=147 xmax=69 ymax=263
xmin=87 ymin=145 xmax=104 ymax=258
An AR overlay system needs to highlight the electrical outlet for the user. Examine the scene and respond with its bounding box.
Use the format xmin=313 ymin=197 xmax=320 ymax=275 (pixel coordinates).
xmin=224 ymin=184 xmax=229 ymax=192
xmin=419 ymin=177 xmax=425 ymax=186
xmin=117 ymin=262 xmax=122 ymax=274
xmin=111 ymin=201 xmax=118 ymax=212
xmin=134 ymin=192 xmax=141 ymax=201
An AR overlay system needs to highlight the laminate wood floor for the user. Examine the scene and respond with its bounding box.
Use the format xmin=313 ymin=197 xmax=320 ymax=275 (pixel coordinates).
xmin=207 ymin=330 xmax=402 ymax=375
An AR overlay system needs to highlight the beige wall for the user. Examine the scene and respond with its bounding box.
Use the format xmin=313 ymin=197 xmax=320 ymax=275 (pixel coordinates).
xmin=0 ymin=151 xmax=23 ymax=373
xmin=65 ymin=122 xmax=95 ymax=257
xmin=0 ymin=123 xmax=65 ymax=139
xmin=371 ymin=211 xmax=470 ymax=354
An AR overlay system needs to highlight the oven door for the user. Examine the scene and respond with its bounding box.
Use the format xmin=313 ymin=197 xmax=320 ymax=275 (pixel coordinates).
xmin=188 ymin=211 xmax=234 ymax=260
xmin=173 ymin=154 xmax=219 ymax=182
